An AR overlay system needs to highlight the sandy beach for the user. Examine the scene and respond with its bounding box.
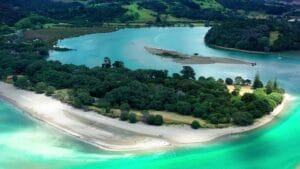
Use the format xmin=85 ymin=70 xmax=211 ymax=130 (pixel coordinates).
xmin=0 ymin=82 xmax=293 ymax=152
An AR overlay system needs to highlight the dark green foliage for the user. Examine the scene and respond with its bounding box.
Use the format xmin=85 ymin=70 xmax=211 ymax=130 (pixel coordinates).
xmin=120 ymin=111 xmax=129 ymax=121
xmin=241 ymin=93 xmax=256 ymax=103
xmin=112 ymin=61 xmax=124 ymax=68
xmin=191 ymin=120 xmax=201 ymax=129
xmin=128 ymin=113 xmax=137 ymax=123
xmin=34 ymin=82 xmax=47 ymax=93
xmin=205 ymin=19 xmax=300 ymax=52
xmin=120 ymin=103 xmax=130 ymax=112
xmin=45 ymin=86 xmax=56 ymax=96
xmin=265 ymin=80 xmax=274 ymax=94
xmin=176 ymin=101 xmax=192 ymax=115
xmin=71 ymin=89 xmax=94 ymax=107
xmin=0 ymin=33 xmax=284 ymax=126
xmin=180 ymin=66 xmax=195 ymax=80
xmin=253 ymin=72 xmax=263 ymax=89
xmin=232 ymin=111 xmax=254 ymax=126
xmin=14 ymin=76 xmax=30 ymax=89
xmin=146 ymin=114 xmax=164 ymax=126
xmin=192 ymin=103 xmax=206 ymax=117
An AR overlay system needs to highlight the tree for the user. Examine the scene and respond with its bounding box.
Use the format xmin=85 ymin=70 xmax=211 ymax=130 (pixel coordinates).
xmin=252 ymin=72 xmax=263 ymax=89
xmin=128 ymin=113 xmax=137 ymax=123
xmin=191 ymin=120 xmax=201 ymax=129
xmin=180 ymin=66 xmax=195 ymax=79
xmin=73 ymin=97 xmax=83 ymax=108
xmin=225 ymin=78 xmax=233 ymax=85
xmin=35 ymin=82 xmax=47 ymax=93
xmin=241 ymin=93 xmax=256 ymax=103
xmin=265 ymin=80 xmax=273 ymax=94
xmin=46 ymin=86 xmax=56 ymax=96
xmin=112 ymin=61 xmax=124 ymax=68
xmin=235 ymin=76 xmax=243 ymax=85
xmin=120 ymin=111 xmax=129 ymax=121
xmin=232 ymin=112 xmax=254 ymax=126
xmin=120 ymin=103 xmax=130 ymax=112
xmin=192 ymin=103 xmax=206 ymax=117
xmin=72 ymin=89 xmax=94 ymax=106
xmin=273 ymin=78 xmax=278 ymax=90
xmin=102 ymin=57 xmax=111 ymax=68
xmin=14 ymin=76 xmax=30 ymax=89
xmin=153 ymin=115 xmax=163 ymax=126
xmin=176 ymin=101 xmax=192 ymax=115
xmin=146 ymin=114 xmax=164 ymax=126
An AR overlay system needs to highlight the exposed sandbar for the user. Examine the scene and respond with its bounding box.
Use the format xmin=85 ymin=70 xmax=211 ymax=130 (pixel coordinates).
xmin=145 ymin=46 xmax=256 ymax=66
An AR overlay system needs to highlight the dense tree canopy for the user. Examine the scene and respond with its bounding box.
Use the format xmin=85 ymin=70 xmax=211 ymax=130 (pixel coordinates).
xmin=0 ymin=19 xmax=284 ymax=127
xmin=205 ymin=19 xmax=300 ymax=52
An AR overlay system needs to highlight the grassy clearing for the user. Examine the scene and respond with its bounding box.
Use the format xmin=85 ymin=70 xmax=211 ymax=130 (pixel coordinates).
xmin=89 ymin=106 xmax=223 ymax=128
xmin=194 ymin=0 xmax=223 ymax=9
xmin=269 ymin=31 xmax=279 ymax=46
xmin=227 ymin=85 xmax=254 ymax=95
xmin=23 ymin=26 xmax=118 ymax=44
xmin=123 ymin=3 xmax=156 ymax=22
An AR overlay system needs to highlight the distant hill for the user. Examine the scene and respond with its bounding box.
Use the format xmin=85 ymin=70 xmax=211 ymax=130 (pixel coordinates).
xmin=0 ymin=0 xmax=298 ymax=25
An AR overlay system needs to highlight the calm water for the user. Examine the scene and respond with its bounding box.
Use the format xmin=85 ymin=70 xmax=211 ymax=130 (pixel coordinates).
xmin=1 ymin=27 xmax=300 ymax=169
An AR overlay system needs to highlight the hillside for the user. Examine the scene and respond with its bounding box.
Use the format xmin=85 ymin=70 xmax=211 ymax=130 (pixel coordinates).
xmin=1 ymin=0 xmax=298 ymax=26
xmin=205 ymin=19 xmax=300 ymax=52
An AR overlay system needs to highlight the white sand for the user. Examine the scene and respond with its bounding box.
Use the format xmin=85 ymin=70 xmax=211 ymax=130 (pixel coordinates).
xmin=0 ymin=82 xmax=293 ymax=152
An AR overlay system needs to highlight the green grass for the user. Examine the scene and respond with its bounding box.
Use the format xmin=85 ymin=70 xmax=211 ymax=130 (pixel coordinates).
xmin=123 ymin=3 xmax=156 ymax=22
xmin=269 ymin=31 xmax=280 ymax=46
xmin=194 ymin=0 xmax=223 ymax=9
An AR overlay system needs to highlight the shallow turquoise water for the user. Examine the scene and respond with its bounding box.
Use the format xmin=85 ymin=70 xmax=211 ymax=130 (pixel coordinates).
xmin=1 ymin=27 xmax=300 ymax=169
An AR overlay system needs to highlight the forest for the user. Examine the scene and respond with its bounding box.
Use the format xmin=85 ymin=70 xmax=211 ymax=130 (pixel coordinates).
xmin=0 ymin=31 xmax=284 ymax=127
xmin=1 ymin=0 xmax=299 ymax=26
xmin=205 ymin=19 xmax=300 ymax=52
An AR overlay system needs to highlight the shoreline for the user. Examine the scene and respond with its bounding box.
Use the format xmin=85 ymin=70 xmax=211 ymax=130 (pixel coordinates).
xmin=0 ymin=82 xmax=292 ymax=152
xmin=210 ymin=45 xmax=270 ymax=54
xmin=145 ymin=46 xmax=255 ymax=66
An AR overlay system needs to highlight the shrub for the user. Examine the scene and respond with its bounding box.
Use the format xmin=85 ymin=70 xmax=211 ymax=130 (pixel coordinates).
xmin=191 ymin=120 xmax=201 ymax=129
xmin=225 ymin=78 xmax=233 ymax=85
xmin=176 ymin=101 xmax=192 ymax=115
xmin=232 ymin=112 xmax=254 ymax=126
xmin=120 ymin=103 xmax=130 ymax=112
xmin=46 ymin=86 xmax=56 ymax=96
xmin=120 ymin=111 xmax=129 ymax=121
xmin=146 ymin=114 xmax=164 ymax=126
xmin=128 ymin=113 xmax=137 ymax=123
xmin=35 ymin=82 xmax=47 ymax=94
xmin=269 ymin=92 xmax=283 ymax=104
xmin=14 ymin=76 xmax=30 ymax=89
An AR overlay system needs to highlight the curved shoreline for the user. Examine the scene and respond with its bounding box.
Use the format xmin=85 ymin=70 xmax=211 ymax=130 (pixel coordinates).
xmin=0 ymin=82 xmax=292 ymax=152
xmin=145 ymin=46 xmax=255 ymax=66
xmin=209 ymin=45 xmax=270 ymax=54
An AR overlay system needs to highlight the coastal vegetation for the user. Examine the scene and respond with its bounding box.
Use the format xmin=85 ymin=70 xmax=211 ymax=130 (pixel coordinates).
xmin=0 ymin=0 xmax=290 ymax=129
xmin=2 ymin=0 xmax=298 ymax=27
xmin=205 ymin=19 xmax=300 ymax=52
xmin=0 ymin=32 xmax=284 ymax=127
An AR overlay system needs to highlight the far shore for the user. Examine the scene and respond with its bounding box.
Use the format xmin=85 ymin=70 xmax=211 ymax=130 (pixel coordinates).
xmin=209 ymin=45 xmax=270 ymax=54
xmin=0 ymin=82 xmax=293 ymax=152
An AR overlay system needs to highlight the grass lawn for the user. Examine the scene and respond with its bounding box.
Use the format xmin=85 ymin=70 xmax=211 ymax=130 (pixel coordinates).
xmin=123 ymin=3 xmax=156 ymax=23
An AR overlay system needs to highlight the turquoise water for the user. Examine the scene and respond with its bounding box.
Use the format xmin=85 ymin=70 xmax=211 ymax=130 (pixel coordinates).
xmin=1 ymin=27 xmax=300 ymax=168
